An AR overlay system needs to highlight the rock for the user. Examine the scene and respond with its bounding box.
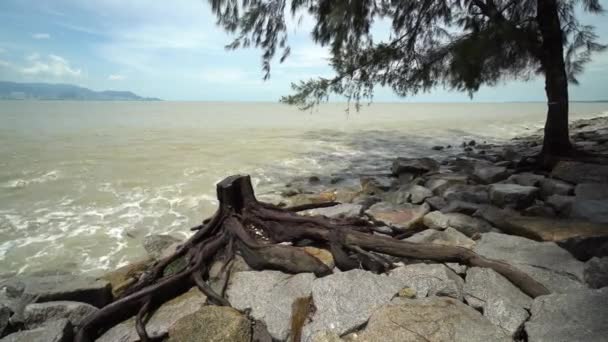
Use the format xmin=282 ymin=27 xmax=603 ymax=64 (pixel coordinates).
xmin=432 ymin=145 xmax=444 ymax=150
xmin=574 ymin=183 xmax=608 ymax=200
xmin=0 ymin=319 xmax=72 ymax=342
xmin=397 ymin=287 xmax=417 ymax=298
xmin=557 ymin=235 xmax=608 ymax=261
xmin=301 ymin=204 xmax=362 ymax=219
xmin=405 ymin=227 xmax=475 ymax=249
xmin=425 ymin=196 xmax=447 ymax=210
xmin=97 ymin=287 xmax=207 ymax=342
xmin=443 ymin=184 xmax=490 ymax=204
xmin=464 ymin=267 xmax=532 ymax=310
xmin=489 ymin=183 xmax=538 ymax=209
xmin=539 ymin=178 xmax=574 ymax=198
xmin=302 ymin=247 xmax=335 ymax=269
xmin=584 ymin=257 xmax=608 ymax=289
xmin=352 ymin=297 xmax=510 ymax=342
xmin=143 ymin=234 xmax=182 ymax=260
xmin=525 ymin=288 xmax=608 ymax=342
xmin=1 ymin=275 xmax=111 ymax=308
xmin=227 ymin=271 xmax=314 ymax=341
xmin=425 ymin=174 xmax=468 ymax=195
xmin=523 ymin=204 xmax=556 ymax=218
xmin=301 ymin=269 xmax=402 ymax=341
xmin=545 ymin=194 xmax=574 ymax=214
xmin=570 ymin=199 xmax=608 ymax=223
xmin=287 ymin=192 xmax=337 ymax=207
xmin=0 ymin=305 xmax=9 ymax=336
xmin=483 ymin=297 xmax=529 ymax=338
xmin=390 ymin=185 xmax=433 ymax=204
xmin=473 ymin=233 xmax=586 ymax=292
xmin=23 ymin=301 xmax=98 ymax=329
xmin=391 ymin=157 xmax=439 ymax=176
xmin=506 ymin=173 xmax=545 ymax=187
xmin=441 ymin=200 xmax=484 ymax=215
xmin=389 ymin=263 xmax=465 ymax=300
xmin=446 ymin=263 xmax=468 ymax=275
xmin=365 ymin=202 xmax=429 ymax=232
xmin=167 ymin=306 xmax=251 ymax=342
xmin=423 ymin=211 xmax=494 ymax=237
xmin=311 ymin=331 xmax=343 ymax=342
xmin=333 ymin=188 xmax=361 ymax=203
xmin=360 ymin=176 xmax=392 ymax=195
xmin=99 ymin=258 xmax=153 ymax=297
xmin=551 ymin=161 xmax=608 ymax=184
xmin=472 ymin=165 xmax=510 ymax=184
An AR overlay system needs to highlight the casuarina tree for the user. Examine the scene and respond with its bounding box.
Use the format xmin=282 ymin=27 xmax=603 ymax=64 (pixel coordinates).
xmin=209 ymin=0 xmax=605 ymax=159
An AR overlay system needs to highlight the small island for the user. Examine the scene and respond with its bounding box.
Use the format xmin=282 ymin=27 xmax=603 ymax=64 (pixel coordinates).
xmin=0 ymin=81 xmax=161 ymax=101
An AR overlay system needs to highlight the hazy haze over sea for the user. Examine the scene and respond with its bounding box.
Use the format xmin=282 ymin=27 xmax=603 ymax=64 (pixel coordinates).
xmin=1 ymin=101 xmax=607 ymax=276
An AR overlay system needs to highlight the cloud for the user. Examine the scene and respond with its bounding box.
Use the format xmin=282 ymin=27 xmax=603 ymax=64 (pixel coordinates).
xmin=0 ymin=59 xmax=11 ymax=67
xmin=20 ymin=54 xmax=82 ymax=78
xmin=108 ymin=74 xmax=125 ymax=80
xmin=32 ymin=33 xmax=51 ymax=39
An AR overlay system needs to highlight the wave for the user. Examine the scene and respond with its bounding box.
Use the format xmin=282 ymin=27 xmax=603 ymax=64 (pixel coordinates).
xmin=3 ymin=170 xmax=61 ymax=189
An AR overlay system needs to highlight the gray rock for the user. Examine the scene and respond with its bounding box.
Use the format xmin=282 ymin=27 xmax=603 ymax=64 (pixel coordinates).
xmin=423 ymin=211 xmax=494 ymax=237
xmin=570 ymin=199 xmax=608 ymax=223
xmin=391 ymin=185 xmax=433 ymax=204
xmin=557 ymin=236 xmax=608 ymax=261
xmin=425 ymin=174 xmax=469 ymax=195
xmin=472 ymin=165 xmax=510 ymax=184
xmin=310 ymin=331 xmax=343 ymax=342
xmin=2 ymin=275 xmax=111 ymax=308
xmin=405 ymin=227 xmax=475 ymax=250
xmin=545 ymin=195 xmax=574 ymax=214
xmin=483 ymin=297 xmax=529 ymax=338
xmin=97 ymin=287 xmax=207 ymax=342
xmin=301 ymin=204 xmax=362 ymax=219
xmin=23 ymin=301 xmax=98 ymax=329
xmin=489 ymin=183 xmax=538 ymax=209
xmin=0 ymin=305 xmax=9 ymax=336
xmin=574 ymin=183 xmax=608 ymax=200
xmin=473 ymin=233 xmax=586 ymax=292
xmin=0 ymin=319 xmax=72 ymax=342
xmin=360 ymin=176 xmax=393 ymax=194
xmin=143 ymin=234 xmax=182 ymax=260
xmin=523 ymin=204 xmax=556 ymax=218
xmin=464 ymin=267 xmax=532 ymax=310
xmin=525 ymin=288 xmax=608 ymax=342
xmin=584 ymin=257 xmax=608 ymax=289
xmin=352 ymin=297 xmax=510 ymax=342
xmin=302 ymin=269 xmax=401 ymax=341
xmin=441 ymin=200 xmax=484 ymax=215
xmin=365 ymin=202 xmax=429 ymax=232
xmin=551 ymin=161 xmax=608 ymax=184
xmin=389 ymin=263 xmax=465 ymax=300
xmin=446 ymin=263 xmax=468 ymax=275
xmin=227 ymin=271 xmax=315 ymax=341
xmin=506 ymin=173 xmax=545 ymax=187
xmin=444 ymin=184 xmax=490 ymax=204
xmin=425 ymin=196 xmax=447 ymax=210
xmin=167 ymin=306 xmax=251 ymax=342
xmin=391 ymin=157 xmax=439 ymax=176
xmin=539 ymin=178 xmax=574 ymax=198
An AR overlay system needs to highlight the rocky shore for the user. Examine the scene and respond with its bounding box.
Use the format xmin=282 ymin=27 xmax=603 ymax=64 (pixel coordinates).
xmin=1 ymin=116 xmax=608 ymax=342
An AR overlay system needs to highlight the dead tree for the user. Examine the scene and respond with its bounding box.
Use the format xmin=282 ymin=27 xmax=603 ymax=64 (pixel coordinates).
xmin=76 ymin=175 xmax=549 ymax=341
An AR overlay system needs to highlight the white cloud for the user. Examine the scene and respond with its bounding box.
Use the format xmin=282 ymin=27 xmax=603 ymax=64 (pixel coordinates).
xmin=32 ymin=33 xmax=51 ymax=39
xmin=200 ymin=68 xmax=252 ymax=84
xmin=20 ymin=54 xmax=82 ymax=78
xmin=0 ymin=59 xmax=11 ymax=67
xmin=108 ymin=74 xmax=125 ymax=80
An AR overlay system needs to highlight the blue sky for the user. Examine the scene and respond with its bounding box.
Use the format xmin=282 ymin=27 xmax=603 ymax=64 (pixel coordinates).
xmin=0 ymin=0 xmax=607 ymax=102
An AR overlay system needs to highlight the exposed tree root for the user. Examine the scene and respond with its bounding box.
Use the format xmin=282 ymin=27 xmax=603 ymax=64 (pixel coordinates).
xmin=76 ymin=175 xmax=550 ymax=342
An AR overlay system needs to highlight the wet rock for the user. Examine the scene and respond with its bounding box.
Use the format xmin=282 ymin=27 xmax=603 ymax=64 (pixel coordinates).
xmin=425 ymin=196 xmax=447 ymax=210
xmin=302 ymin=269 xmax=401 ymax=341
xmin=525 ymin=288 xmax=608 ymax=342
xmin=441 ymin=200 xmax=484 ymax=215
xmin=302 ymin=247 xmax=335 ymax=269
xmin=388 ymin=263 xmax=465 ymax=300
xmin=23 ymin=301 xmax=98 ymax=329
xmin=506 ymin=173 xmax=545 ymax=187
xmin=472 ymin=165 xmax=510 ymax=184
xmin=551 ymin=161 xmax=608 ymax=184
xmin=570 ymin=199 xmax=608 ymax=223
xmin=390 ymin=185 xmax=433 ymax=204
xmin=352 ymin=297 xmax=510 ymax=342
xmin=464 ymin=267 xmax=532 ymax=310
xmin=423 ymin=211 xmax=494 ymax=237
xmin=0 ymin=319 xmax=72 ymax=342
xmin=143 ymin=234 xmax=182 ymax=260
xmin=167 ymin=306 xmax=251 ymax=342
xmin=287 ymin=192 xmax=337 ymax=207
xmin=443 ymin=184 xmax=490 ymax=204
xmin=483 ymin=297 xmax=529 ymax=338
xmin=432 ymin=145 xmax=444 ymax=150
xmin=97 ymin=287 xmax=207 ymax=342
xmin=405 ymin=227 xmax=475 ymax=250
xmin=523 ymin=204 xmax=556 ymax=218
xmin=574 ymin=183 xmax=608 ymax=200
xmin=365 ymin=202 xmax=429 ymax=232
xmin=2 ymin=275 xmax=111 ymax=308
xmin=227 ymin=271 xmax=314 ymax=341
xmin=557 ymin=235 xmax=608 ymax=261
xmin=545 ymin=194 xmax=574 ymax=214
xmin=100 ymin=258 xmax=153 ymax=297
xmin=301 ymin=204 xmax=362 ymax=219
xmin=425 ymin=174 xmax=469 ymax=195
xmin=391 ymin=157 xmax=439 ymax=176
xmin=0 ymin=305 xmax=9 ymax=336
xmin=360 ymin=176 xmax=392 ymax=195
xmin=539 ymin=178 xmax=574 ymax=198
xmin=473 ymin=233 xmax=586 ymax=292
xmin=489 ymin=183 xmax=538 ymax=209
xmin=583 ymin=257 xmax=608 ymax=289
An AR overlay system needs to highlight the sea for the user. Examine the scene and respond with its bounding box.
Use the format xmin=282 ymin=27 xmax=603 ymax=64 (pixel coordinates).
xmin=1 ymin=101 xmax=607 ymax=276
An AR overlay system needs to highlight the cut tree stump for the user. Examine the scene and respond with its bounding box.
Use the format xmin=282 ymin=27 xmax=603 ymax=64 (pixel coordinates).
xmin=76 ymin=175 xmax=549 ymax=342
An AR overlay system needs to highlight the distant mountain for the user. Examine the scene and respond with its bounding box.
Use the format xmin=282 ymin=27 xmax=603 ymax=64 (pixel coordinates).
xmin=0 ymin=81 xmax=161 ymax=101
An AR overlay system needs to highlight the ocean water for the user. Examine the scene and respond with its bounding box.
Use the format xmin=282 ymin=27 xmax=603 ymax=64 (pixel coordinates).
xmin=1 ymin=101 xmax=607 ymax=276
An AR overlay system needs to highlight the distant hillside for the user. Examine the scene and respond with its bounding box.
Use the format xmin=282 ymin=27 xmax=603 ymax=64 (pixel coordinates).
xmin=0 ymin=81 xmax=161 ymax=101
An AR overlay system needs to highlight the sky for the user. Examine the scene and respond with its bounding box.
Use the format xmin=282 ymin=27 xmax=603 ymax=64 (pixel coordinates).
xmin=0 ymin=0 xmax=607 ymax=102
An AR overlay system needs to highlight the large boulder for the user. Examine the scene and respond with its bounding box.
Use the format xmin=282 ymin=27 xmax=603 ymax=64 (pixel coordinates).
xmin=525 ymin=288 xmax=608 ymax=342
xmin=425 ymin=174 xmax=469 ymax=195
xmin=539 ymin=178 xmax=574 ymax=198
xmin=351 ymin=297 xmax=510 ymax=342
xmin=473 ymin=233 xmax=586 ymax=293
xmin=391 ymin=157 xmax=439 ymax=176
xmin=167 ymin=306 xmax=251 ymax=342
xmin=143 ymin=234 xmax=182 ymax=260
xmin=97 ymin=287 xmax=207 ymax=342
xmin=23 ymin=301 xmax=98 ymax=329
xmin=472 ymin=165 xmax=510 ymax=184
xmin=365 ymin=202 xmax=429 ymax=232
xmin=443 ymin=184 xmax=490 ymax=204
xmin=389 ymin=185 xmax=433 ymax=204
xmin=570 ymin=199 xmax=608 ymax=223
xmin=227 ymin=271 xmax=315 ymax=341
xmin=551 ymin=161 xmax=608 ymax=184
xmin=584 ymin=256 xmax=608 ymax=289
xmin=483 ymin=297 xmax=530 ymax=339
xmin=464 ymin=267 xmax=532 ymax=310
xmin=99 ymin=258 xmax=153 ymax=297
xmin=388 ymin=264 xmax=465 ymax=300
xmin=0 ymin=319 xmax=72 ymax=342
xmin=404 ymin=227 xmax=475 ymax=250
xmin=505 ymin=173 xmax=545 ymax=187
xmin=489 ymin=183 xmax=538 ymax=209
xmin=574 ymin=183 xmax=608 ymax=200
xmin=301 ymin=204 xmax=362 ymax=219
xmin=423 ymin=211 xmax=494 ymax=237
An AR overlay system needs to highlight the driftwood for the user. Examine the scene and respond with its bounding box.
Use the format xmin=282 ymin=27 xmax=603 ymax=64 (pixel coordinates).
xmin=76 ymin=175 xmax=550 ymax=341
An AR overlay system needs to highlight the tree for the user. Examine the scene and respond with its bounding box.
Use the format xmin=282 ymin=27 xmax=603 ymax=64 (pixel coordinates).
xmin=209 ymin=0 xmax=605 ymax=158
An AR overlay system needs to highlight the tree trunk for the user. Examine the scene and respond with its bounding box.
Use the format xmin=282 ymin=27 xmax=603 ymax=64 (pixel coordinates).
xmin=537 ymin=0 xmax=572 ymax=157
